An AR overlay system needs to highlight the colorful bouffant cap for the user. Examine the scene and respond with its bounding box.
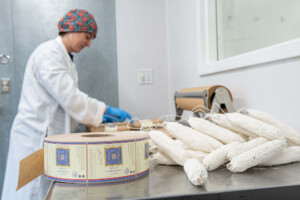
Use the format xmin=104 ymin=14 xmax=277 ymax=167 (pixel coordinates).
xmin=58 ymin=9 xmax=97 ymax=37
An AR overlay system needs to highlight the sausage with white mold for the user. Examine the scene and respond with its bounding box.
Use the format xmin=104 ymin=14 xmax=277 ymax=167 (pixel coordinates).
xmin=203 ymin=141 xmax=241 ymax=171
xmin=149 ymin=131 xmax=208 ymax=186
xmin=238 ymin=108 xmax=300 ymax=146
xmin=259 ymin=146 xmax=300 ymax=166
xmin=174 ymin=139 xmax=208 ymax=161
xmin=184 ymin=158 xmax=208 ymax=186
xmin=227 ymin=137 xmax=269 ymax=161
xmin=207 ymin=113 xmax=285 ymax=141
xmin=188 ymin=117 xmax=245 ymax=144
xmin=174 ymin=139 xmax=191 ymax=150
xmin=186 ymin=150 xmax=208 ymax=162
xmin=227 ymin=139 xmax=286 ymax=173
xmin=165 ymin=122 xmax=223 ymax=153
xmin=205 ymin=113 xmax=254 ymax=139
xmin=151 ymin=150 xmax=207 ymax=165
xmin=149 ymin=139 xmax=158 ymax=154
xmin=149 ymin=130 xmax=188 ymax=166
xmin=150 ymin=151 xmax=178 ymax=166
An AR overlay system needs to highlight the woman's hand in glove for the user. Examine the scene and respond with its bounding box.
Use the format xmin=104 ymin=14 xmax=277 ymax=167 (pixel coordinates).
xmin=104 ymin=105 xmax=133 ymax=122
xmin=102 ymin=115 xmax=117 ymax=123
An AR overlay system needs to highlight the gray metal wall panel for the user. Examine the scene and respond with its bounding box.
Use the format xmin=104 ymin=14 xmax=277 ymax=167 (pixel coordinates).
xmin=0 ymin=0 xmax=118 ymax=195
xmin=13 ymin=0 xmax=119 ymax=106
xmin=0 ymin=0 xmax=16 ymax=196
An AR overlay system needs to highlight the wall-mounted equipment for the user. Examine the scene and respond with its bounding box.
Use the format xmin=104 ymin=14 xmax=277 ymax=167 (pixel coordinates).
xmin=174 ymin=85 xmax=234 ymax=120
xmin=1 ymin=78 xmax=11 ymax=94
xmin=0 ymin=54 xmax=10 ymax=65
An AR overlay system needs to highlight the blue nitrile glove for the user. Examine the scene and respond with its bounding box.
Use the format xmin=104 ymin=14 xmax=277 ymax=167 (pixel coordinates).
xmin=102 ymin=115 xmax=117 ymax=123
xmin=105 ymin=105 xmax=133 ymax=122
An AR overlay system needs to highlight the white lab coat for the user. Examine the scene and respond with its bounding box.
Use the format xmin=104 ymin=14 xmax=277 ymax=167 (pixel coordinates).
xmin=1 ymin=36 xmax=106 ymax=200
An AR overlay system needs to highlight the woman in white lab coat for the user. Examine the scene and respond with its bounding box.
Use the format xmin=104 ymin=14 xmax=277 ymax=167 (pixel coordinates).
xmin=1 ymin=9 xmax=132 ymax=200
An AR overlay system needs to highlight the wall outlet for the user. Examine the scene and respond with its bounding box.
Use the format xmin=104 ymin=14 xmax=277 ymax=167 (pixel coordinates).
xmin=1 ymin=78 xmax=10 ymax=94
xmin=138 ymin=69 xmax=153 ymax=85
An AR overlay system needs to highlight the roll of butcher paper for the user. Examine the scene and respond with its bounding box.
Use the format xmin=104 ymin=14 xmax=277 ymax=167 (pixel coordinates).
xmin=44 ymin=132 xmax=149 ymax=183
xmin=175 ymin=85 xmax=233 ymax=112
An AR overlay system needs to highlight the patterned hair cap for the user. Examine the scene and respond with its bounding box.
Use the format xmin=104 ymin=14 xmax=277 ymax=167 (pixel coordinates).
xmin=58 ymin=9 xmax=97 ymax=37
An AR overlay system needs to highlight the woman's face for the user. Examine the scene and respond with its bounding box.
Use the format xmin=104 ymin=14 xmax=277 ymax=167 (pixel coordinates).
xmin=70 ymin=32 xmax=94 ymax=53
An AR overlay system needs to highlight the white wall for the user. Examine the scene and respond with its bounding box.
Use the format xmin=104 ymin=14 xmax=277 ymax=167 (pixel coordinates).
xmin=166 ymin=0 xmax=300 ymax=131
xmin=116 ymin=0 xmax=300 ymax=132
xmin=116 ymin=0 xmax=170 ymax=119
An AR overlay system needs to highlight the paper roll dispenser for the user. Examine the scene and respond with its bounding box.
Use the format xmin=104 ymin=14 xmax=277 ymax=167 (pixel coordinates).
xmin=174 ymin=85 xmax=234 ymax=120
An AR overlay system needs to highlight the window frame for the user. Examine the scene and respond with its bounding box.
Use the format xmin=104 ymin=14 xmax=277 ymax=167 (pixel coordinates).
xmin=198 ymin=0 xmax=300 ymax=76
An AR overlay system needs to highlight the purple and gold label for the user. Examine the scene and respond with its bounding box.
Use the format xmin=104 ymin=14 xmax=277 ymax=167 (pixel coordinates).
xmin=105 ymin=147 xmax=123 ymax=166
xmin=145 ymin=143 xmax=149 ymax=159
xmin=56 ymin=148 xmax=70 ymax=167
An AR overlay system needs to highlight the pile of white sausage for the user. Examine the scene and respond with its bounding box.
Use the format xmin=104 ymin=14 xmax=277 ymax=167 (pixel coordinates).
xmin=149 ymin=108 xmax=300 ymax=186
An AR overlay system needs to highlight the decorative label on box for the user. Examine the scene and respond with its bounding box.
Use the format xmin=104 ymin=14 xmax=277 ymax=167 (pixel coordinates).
xmin=105 ymin=147 xmax=122 ymax=166
xmin=144 ymin=143 xmax=149 ymax=159
xmin=56 ymin=148 xmax=70 ymax=167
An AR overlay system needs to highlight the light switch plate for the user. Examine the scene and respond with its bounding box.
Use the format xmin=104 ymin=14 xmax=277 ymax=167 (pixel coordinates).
xmin=138 ymin=69 xmax=153 ymax=85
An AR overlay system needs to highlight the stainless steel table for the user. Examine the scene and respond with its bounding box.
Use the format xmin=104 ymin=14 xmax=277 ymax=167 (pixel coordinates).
xmin=46 ymin=162 xmax=300 ymax=200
